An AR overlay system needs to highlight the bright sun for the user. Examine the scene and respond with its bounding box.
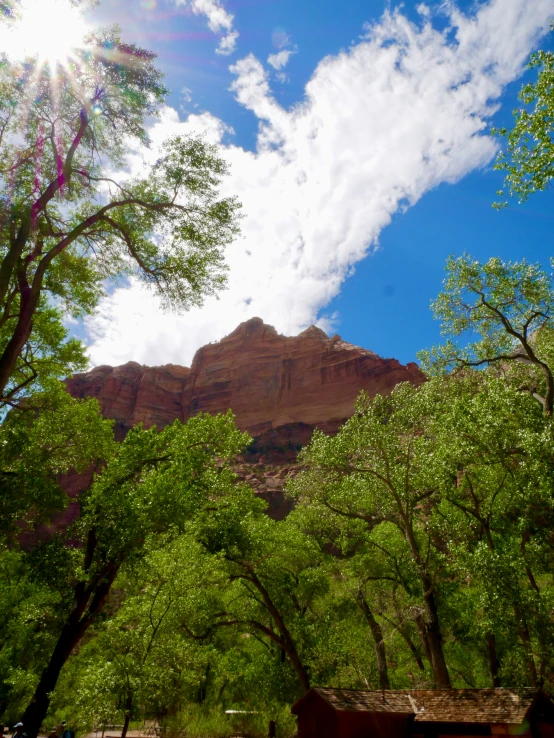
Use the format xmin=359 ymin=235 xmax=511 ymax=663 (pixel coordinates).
xmin=0 ymin=0 xmax=89 ymax=66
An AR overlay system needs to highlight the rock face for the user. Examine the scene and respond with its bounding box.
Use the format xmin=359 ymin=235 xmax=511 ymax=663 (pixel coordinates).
xmin=65 ymin=317 xmax=425 ymax=518
xmin=68 ymin=317 xmax=424 ymax=437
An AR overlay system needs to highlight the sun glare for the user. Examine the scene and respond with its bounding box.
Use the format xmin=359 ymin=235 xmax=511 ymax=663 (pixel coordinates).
xmin=0 ymin=0 xmax=89 ymax=66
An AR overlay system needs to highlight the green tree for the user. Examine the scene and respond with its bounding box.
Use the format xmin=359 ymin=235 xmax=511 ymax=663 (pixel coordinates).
xmin=289 ymin=383 xmax=452 ymax=689
xmin=0 ymin=381 xmax=114 ymax=719
xmin=418 ymin=254 xmax=554 ymax=416
xmin=0 ymin=303 xmax=87 ymax=410
xmin=192 ymin=489 xmax=324 ymax=697
xmin=52 ymin=535 xmax=223 ymax=736
xmin=288 ymin=501 xmax=425 ymax=690
xmin=292 ymin=460 xmax=443 ymax=689
xmin=0 ymin=12 xmax=241 ymax=401
xmin=429 ymin=374 xmax=554 ymax=687
xmin=493 ymin=40 xmax=554 ymax=206
xmin=289 ymin=374 xmax=554 ymax=691
xmin=0 ymin=547 xmax=64 ymax=723
xmin=0 ymin=381 xmax=114 ymax=536
xmin=17 ymin=411 xmax=248 ymax=738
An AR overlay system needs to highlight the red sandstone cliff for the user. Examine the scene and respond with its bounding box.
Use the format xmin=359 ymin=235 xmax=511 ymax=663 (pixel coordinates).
xmin=67 ymin=317 xmax=424 ymax=436
xmin=64 ymin=317 xmax=425 ymax=518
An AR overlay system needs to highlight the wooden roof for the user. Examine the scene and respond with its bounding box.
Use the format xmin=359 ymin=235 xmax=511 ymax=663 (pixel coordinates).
xmin=292 ymin=688 xmax=543 ymax=724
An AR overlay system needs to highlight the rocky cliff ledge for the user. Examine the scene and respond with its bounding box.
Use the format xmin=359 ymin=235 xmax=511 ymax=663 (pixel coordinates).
xmin=68 ymin=317 xmax=424 ymax=436
xmin=65 ymin=317 xmax=425 ymax=518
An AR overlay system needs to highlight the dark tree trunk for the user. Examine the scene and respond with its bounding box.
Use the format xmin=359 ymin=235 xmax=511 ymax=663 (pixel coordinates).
xmin=22 ymin=618 xmax=84 ymax=737
xmin=422 ymin=585 xmax=451 ymax=689
xmin=389 ymin=597 xmax=426 ymax=673
xmin=357 ymin=593 xmax=390 ymax=689
xmin=0 ymin=288 xmax=36 ymax=397
xmin=514 ymin=606 xmax=538 ymax=687
xmin=403 ymin=524 xmax=450 ymax=689
xmin=245 ymin=568 xmax=311 ymax=694
xmin=121 ymin=694 xmax=133 ymax=738
xmin=486 ymin=632 xmax=500 ymax=687
xmin=22 ymin=559 xmax=119 ymax=738
xmin=414 ymin=612 xmax=433 ymax=670
xmin=284 ymin=639 xmax=311 ymax=694
xmin=399 ymin=623 xmax=425 ymax=673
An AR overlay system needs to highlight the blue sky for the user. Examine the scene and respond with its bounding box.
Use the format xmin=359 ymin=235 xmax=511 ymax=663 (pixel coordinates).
xmin=81 ymin=0 xmax=554 ymax=368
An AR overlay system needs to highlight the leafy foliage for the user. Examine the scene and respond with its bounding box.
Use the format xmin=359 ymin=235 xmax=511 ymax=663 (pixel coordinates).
xmin=418 ymin=254 xmax=554 ymax=415
xmin=0 ymin=14 xmax=241 ymax=403
xmin=0 ymin=382 xmax=114 ymax=535
xmin=493 ymin=41 xmax=554 ymax=206
xmin=4 ymin=29 xmax=554 ymax=738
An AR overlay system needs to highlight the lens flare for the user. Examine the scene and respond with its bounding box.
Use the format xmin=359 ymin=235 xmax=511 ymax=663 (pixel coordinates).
xmin=0 ymin=0 xmax=89 ymax=66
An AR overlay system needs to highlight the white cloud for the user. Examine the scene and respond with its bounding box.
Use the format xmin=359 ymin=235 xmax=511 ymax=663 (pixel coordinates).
xmin=268 ymin=32 xmax=297 ymax=81
xmin=84 ymin=0 xmax=553 ymax=369
xmin=268 ymin=47 xmax=296 ymax=71
xmin=217 ymin=29 xmax=239 ymax=56
xmin=175 ymin=0 xmax=238 ymax=55
xmin=271 ymin=28 xmax=291 ymax=50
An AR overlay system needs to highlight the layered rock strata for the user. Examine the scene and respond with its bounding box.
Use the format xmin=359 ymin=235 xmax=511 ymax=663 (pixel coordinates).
xmin=64 ymin=317 xmax=425 ymax=519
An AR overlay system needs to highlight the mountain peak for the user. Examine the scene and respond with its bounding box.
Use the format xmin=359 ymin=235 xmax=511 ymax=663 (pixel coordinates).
xmin=62 ymin=320 xmax=425 ymax=524
xmin=69 ymin=318 xmax=424 ymax=435
xmin=221 ymin=317 xmax=279 ymax=342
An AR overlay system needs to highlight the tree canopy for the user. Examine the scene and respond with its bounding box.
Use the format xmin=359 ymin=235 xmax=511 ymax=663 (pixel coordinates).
xmin=493 ymin=40 xmax=554 ymax=207
xmin=3 ymin=18 xmax=554 ymax=738
xmin=0 ymin=15 xmax=241 ymax=403
xmin=417 ymin=254 xmax=554 ymax=415
xmin=13 ymin=411 xmax=249 ymax=737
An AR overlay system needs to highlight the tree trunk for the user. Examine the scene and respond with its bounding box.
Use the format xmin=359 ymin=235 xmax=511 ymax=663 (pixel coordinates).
xmin=486 ymin=632 xmax=500 ymax=687
xmin=22 ymin=562 xmax=119 ymax=738
xmin=389 ymin=595 xmax=426 ymax=673
xmin=403 ymin=523 xmax=450 ymax=688
xmin=0 ymin=219 xmax=29 ymax=306
xmin=414 ymin=613 xmax=433 ymax=669
xmin=422 ymin=585 xmax=451 ymax=688
xmin=121 ymin=694 xmax=133 ymax=738
xmin=22 ymin=618 xmax=84 ymax=737
xmin=246 ymin=568 xmax=311 ymax=694
xmin=357 ymin=593 xmax=390 ymax=689
xmin=279 ymin=634 xmax=310 ymax=694
xmin=514 ymin=606 xmax=538 ymax=687
xmin=398 ymin=623 xmax=425 ymax=673
xmin=0 ymin=284 xmax=37 ymax=397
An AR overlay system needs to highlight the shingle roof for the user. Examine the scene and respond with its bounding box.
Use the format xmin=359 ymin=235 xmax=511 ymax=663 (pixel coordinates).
xmin=307 ymin=689 xmax=414 ymax=715
xmin=296 ymin=688 xmax=541 ymax=724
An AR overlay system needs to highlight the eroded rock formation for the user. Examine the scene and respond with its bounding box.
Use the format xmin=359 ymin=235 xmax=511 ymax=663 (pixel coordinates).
xmin=64 ymin=317 xmax=425 ymax=518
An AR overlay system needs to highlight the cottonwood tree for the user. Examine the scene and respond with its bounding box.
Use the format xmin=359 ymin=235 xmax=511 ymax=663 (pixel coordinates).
xmin=0 ymin=381 xmax=114 ymax=537
xmin=0 ymin=16 xmax=241 ymax=403
xmin=191 ymin=489 xmax=326 ymax=697
xmin=0 ymin=304 xmax=87 ymax=412
xmin=290 ymin=383 xmax=452 ymax=689
xmin=19 ymin=411 xmax=248 ymax=738
xmin=0 ymin=381 xmax=115 ymax=718
xmin=288 ymin=501 xmax=425 ymax=690
xmin=418 ymin=255 xmax=554 ymax=416
xmin=52 ymin=535 xmax=222 ymax=736
xmin=289 ymin=375 xmax=554 ymax=690
xmin=493 ymin=39 xmax=554 ymax=206
xmin=430 ymin=374 xmax=554 ymax=687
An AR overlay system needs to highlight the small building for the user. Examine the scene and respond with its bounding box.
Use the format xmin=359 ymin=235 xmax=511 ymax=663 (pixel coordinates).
xmin=291 ymin=688 xmax=554 ymax=738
